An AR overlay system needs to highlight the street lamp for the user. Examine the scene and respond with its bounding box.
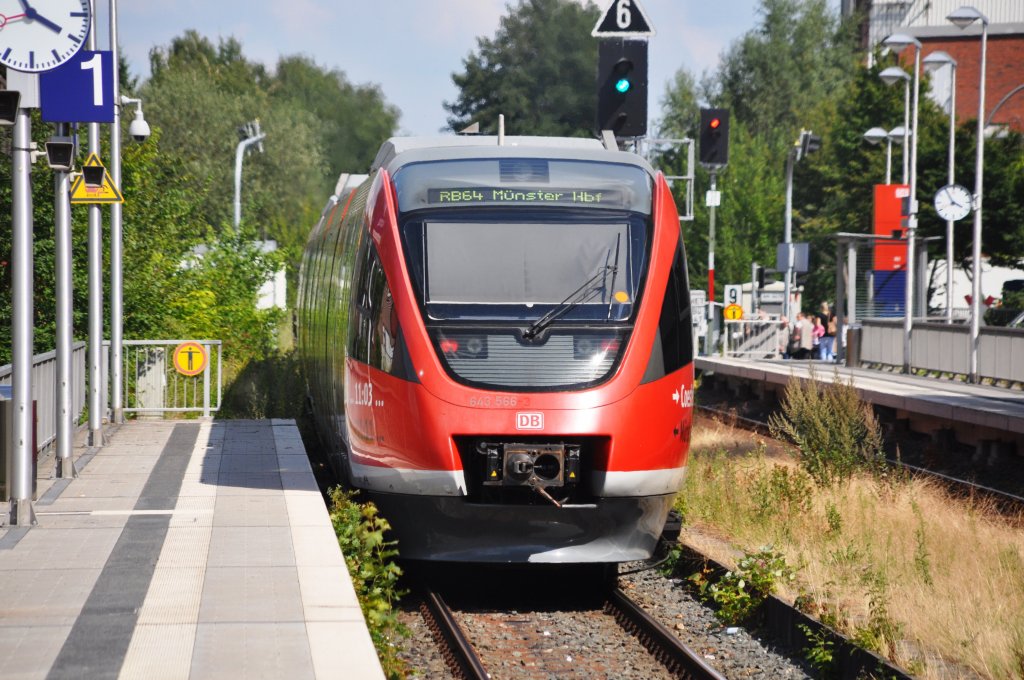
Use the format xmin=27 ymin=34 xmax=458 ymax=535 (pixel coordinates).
xmin=864 ymin=125 xmax=905 ymax=184
xmin=882 ymin=33 xmax=922 ymax=374
xmin=879 ymin=66 xmax=911 ymax=184
xmin=923 ymin=50 xmax=958 ymax=323
xmin=948 ymin=6 xmax=988 ymax=383
xmin=234 ymin=119 xmax=267 ymax=229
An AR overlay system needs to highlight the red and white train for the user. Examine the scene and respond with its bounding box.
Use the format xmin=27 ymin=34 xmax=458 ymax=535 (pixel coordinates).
xmin=298 ymin=135 xmax=694 ymax=563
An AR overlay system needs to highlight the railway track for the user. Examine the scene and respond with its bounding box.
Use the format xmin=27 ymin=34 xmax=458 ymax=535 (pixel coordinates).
xmin=696 ymin=403 xmax=1024 ymax=512
xmin=418 ymin=585 xmax=727 ymax=680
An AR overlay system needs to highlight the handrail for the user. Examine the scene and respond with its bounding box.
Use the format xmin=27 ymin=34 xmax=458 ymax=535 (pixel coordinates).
xmin=0 ymin=341 xmax=87 ymax=453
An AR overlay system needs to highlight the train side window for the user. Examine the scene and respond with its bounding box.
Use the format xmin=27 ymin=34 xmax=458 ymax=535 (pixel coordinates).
xmin=658 ymin=237 xmax=694 ymax=374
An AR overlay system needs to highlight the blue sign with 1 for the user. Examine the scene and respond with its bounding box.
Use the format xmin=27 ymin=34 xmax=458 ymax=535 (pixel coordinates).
xmin=40 ymin=50 xmax=114 ymax=123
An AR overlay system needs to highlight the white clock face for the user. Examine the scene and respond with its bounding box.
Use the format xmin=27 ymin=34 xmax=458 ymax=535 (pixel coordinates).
xmin=0 ymin=0 xmax=91 ymax=73
xmin=934 ymin=184 xmax=972 ymax=222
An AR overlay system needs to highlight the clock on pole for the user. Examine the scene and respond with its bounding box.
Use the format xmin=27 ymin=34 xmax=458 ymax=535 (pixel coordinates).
xmin=933 ymin=184 xmax=972 ymax=222
xmin=0 ymin=0 xmax=91 ymax=73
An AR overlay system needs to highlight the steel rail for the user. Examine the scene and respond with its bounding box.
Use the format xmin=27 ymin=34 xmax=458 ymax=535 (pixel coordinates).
xmin=606 ymin=588 xmax=726 ymax=680
xmin=419 ymin=589 xmax=489 ymax=680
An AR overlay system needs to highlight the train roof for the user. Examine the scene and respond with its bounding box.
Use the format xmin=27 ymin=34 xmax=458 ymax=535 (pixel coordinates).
xmin=371 ymin=135 xmax=655 ymax=176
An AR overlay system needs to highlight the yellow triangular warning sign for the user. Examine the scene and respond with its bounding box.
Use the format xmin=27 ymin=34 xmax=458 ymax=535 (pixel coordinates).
xmin=490 ymin=470 xmax=498 ymax=478
xmin=69 ymin=154 xmax=123 ymax=204
xmin=569 ymin=472 xmax=576 ymax=479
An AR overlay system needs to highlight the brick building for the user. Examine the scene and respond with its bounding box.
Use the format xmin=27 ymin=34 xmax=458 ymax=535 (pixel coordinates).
xmin=843 ymin=0 xmax=1024 ymax=131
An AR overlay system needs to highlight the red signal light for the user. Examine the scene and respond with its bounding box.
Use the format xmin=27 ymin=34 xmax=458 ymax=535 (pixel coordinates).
xmin=709 ymin=118 xmax=721 ymax=129
xmin=440 ymin=339 xmax=459 ymax=354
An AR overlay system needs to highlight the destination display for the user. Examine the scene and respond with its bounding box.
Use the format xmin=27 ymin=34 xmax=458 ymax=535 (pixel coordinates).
xmin=428 ymin=187 xmax=625 ymax=207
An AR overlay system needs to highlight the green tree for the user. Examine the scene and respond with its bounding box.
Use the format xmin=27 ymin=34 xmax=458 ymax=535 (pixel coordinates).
xmin=270 ymin=55 xmax=399 ymax=185
xmin=142 ymin=31 xmax=327 ymax=237
xmin=657 ymin=0 xmax=859 ymax=306
xmin=445 ymin=0 xmax=600 ymax=136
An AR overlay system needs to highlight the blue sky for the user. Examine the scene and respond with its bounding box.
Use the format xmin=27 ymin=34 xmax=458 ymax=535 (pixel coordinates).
xmin=100 ymin=1 xmax=798 ymax=136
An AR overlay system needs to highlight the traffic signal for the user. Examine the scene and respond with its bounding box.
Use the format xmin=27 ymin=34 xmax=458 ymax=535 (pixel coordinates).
xmin=597 ymin=39 xmax=648 ymax=137
xmin=699 ymin=108 xmax=729 ymax=167
xmin=755 ymin=265 xmax=766 ymax=289
xmin=796 ymin=130 xmax=821 ymax=161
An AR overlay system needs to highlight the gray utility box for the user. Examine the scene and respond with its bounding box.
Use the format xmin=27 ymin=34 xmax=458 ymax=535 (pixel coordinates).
xmin=0 ymin=386 xmax=38 ymax=501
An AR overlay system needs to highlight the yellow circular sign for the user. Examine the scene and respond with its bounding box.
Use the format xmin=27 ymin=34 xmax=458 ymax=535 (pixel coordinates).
xmin=724 ymin=303 xmax=744 ymax=321
xmin=173 ymin=341 xmax=208 ymax=377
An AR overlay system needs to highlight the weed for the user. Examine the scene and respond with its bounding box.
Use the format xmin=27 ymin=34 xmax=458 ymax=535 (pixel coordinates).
xmin=799 ymin=623 xmax=837 ymax=678
xmin=690 ymin=546 xmax=797 ymax=625
xmin=750 ymin=464 xmax=814 ymax=520
xmin=768 ymin=370 xmax=884 ymax=486
xmin=329 ymin=488 xmax=408 ymax=678
xmin=659 ymin=542 xmax=684 ymax=577
xmin=910 ymin=501 xmax=933 ymax=587
xmin=825 ymin=502 xmax=843 ymax=535
xmin=853 ymin=571 xmax=902 ymax=658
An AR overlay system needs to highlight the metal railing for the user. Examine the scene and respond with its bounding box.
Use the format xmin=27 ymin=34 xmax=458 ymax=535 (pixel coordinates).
xmin=0 ymin=341 xmax=87 ymax=454
xmin=112 ymin=340 xmax=223 ymax=417
xmin=723 ymin=318 xmax=786 ymax=359
xmin=859 ymin=318 xmax=1024 ymax=383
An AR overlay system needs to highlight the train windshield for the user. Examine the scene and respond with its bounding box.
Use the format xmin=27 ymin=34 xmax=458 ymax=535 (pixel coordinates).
xmin=394 ymin=158 xmax=652 ymax=324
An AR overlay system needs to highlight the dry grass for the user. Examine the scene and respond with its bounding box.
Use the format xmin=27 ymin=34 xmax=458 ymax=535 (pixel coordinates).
xmin=681 ymin=418 xmax=1024 ymax=679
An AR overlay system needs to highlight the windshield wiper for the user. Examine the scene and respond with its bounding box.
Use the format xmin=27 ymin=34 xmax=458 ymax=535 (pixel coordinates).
xmin=522 ymin=262 xmax=617 ymax=340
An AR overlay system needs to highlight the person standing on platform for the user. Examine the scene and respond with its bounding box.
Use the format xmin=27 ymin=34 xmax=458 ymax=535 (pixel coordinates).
xmin=812 ymin=314 xmax=825 ymax=359
xmin=818 ymin=302 xmax=836 ymax=362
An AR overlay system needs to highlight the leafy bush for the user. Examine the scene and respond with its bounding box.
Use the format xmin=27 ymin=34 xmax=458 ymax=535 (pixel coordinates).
xmin=328 ymin=488 xmax=408 ymax=678
xmin=690 ymin=546 xmax=797 ymax=624
xmin=769 ymin=371 xmax=884 ymax=485
xmin=750 ymin=463 xmax=814 ymax=520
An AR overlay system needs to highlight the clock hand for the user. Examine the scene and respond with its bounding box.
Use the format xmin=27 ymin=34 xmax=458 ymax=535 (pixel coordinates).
xmin=18 ymin=0 xmax=29 ymax=11
xmin=945 ymin=187 xmax=962 ymax=208
xmin=0 ymin=13 xmax=28 ymax=28
xmin=24 ymin=6 xmax=62 ymax=33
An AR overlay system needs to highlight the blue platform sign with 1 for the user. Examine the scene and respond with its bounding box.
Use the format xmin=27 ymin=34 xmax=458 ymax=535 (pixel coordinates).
xmin=40 ymin=50 xmax=115 ymax=123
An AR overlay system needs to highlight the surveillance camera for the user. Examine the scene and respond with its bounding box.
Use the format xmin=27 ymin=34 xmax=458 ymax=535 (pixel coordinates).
xmin=128 ymin=108 xmax=151 ymax=142
xmin=45 ymin=136 xmax=76 ymax=171
xmin=82 ymin=165 xmax=105 ymax=188
xmin=0 ymin=90 xmax=21 ymax=126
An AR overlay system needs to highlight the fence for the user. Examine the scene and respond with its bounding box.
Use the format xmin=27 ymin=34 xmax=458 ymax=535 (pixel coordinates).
xmin=113 ymin=340 xmax=223 ymax=417
xmin=723 ymin=318 xmax=787 ymax=359
xmin=0 ymin=341 xmax=87 ymax=454
xmin=859 ymin=318 xmax=1024 ymax=383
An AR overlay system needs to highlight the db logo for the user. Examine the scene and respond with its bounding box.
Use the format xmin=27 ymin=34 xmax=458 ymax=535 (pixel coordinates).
xmin=516 ymin=412 xmax=544 ymax=430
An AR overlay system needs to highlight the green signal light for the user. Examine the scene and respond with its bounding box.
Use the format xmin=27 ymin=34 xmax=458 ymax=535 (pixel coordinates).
xmin=615 ymin=78 xmax=631 ymax=93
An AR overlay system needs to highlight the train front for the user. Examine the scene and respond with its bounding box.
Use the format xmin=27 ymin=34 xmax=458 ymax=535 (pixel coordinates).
xmin=356 ymin=139 xmax=694 ymax=563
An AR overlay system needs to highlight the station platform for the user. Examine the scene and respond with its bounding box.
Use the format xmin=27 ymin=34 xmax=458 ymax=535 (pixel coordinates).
xmin=0 ymin=419 xmax=384 ymax=680
xmin=696 ymin=355 xmax=1024 ymax=450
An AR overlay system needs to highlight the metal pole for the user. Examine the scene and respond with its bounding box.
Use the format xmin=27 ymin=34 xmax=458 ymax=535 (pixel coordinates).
xmin=233 ymin=133 xmax=266 ymax=228
xmin=847 ymin=241 xmax=857 ymax=325
xmin=109 ymin=0 xmax=124 ymax=423
xmin=9 ymin=107 xmax=36 ymax=525
xmin=902 ymin=46 xmax=921 ymax=374
xmin=969 ymin=22 xmax=987 ymax=383
xmin=706 ymin=172 xmax=717 ymax=355
xmin=783 ymin=149 xmax=795 ymax=323
xmin=835 ymin=240 xmax=846 ymax=363
xmin=885 ymin=138 xmax=892 ymax=185
xmin=202 ymin=352 xmax=211 ymax=419
xmin=54 ymin=123 xmax=78 ymax=479
xmin=901 ymin=79 xmax=910 ymax=184
xmin=87 ymin=2 xmax=105 ymax=446
xmin=945 ymin=63 xmax=957 ymax=323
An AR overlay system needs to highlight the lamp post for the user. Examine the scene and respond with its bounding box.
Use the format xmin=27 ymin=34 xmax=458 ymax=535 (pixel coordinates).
xmin=863 ymin=126 xmax=905 ymax=184
xmin=882 ymin=34 xmax=922 ymax=374
xmin=863 ymin=127 xmax=890 ymax=183
xmin=923 ymin=50 xmax=958 ymax=323
xmin=948 ymin=6 xmax=988 ymax=383
xmin=879 ymin=66 xmax=911 ymax=184
xmin=234 ymin=120 xmax=266 ymax=229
